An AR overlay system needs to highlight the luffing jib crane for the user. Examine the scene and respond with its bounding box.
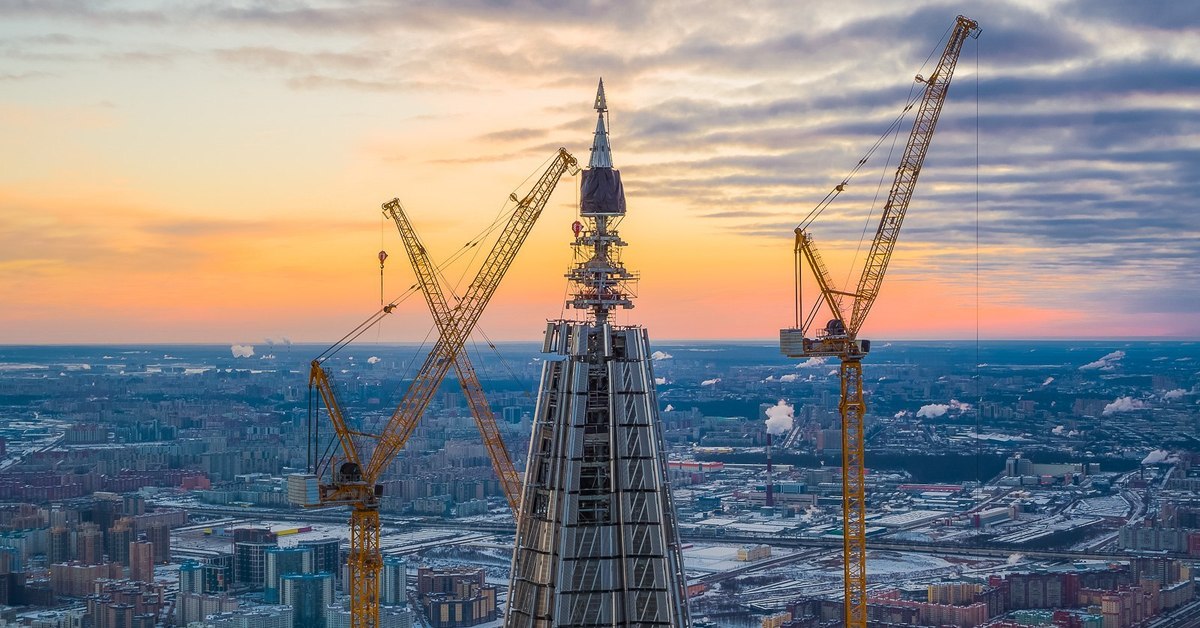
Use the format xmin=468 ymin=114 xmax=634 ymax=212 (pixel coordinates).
xmin=382 ymin=197 xmax=526 ymax=513
xmin=779 ymin=15 xmax=979 ymax=628
xmin=309 ymin=148 xmax=578 ymax=628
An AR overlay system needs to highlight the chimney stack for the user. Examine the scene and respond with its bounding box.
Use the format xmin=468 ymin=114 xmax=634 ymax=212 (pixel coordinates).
xmin=766 ymin=433 xmax=775 ymax=508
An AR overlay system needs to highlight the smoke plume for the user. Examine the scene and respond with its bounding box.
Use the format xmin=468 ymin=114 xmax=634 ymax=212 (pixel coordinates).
xmin=764 ymin=400 xmax=794 ymax=435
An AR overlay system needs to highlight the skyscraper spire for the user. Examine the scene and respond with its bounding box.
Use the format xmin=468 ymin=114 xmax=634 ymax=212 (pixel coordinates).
xmin=571 ymin=78 xmax=631 ymax=324
xmin=589 ymin=78 xmax=613 ymax=169
xmin=504 ymin=80 xmax=690 ymax=628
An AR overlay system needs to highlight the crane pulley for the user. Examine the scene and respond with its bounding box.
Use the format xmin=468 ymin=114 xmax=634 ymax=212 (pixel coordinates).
xmin=780 ymin=15 xmax=979 ymax=628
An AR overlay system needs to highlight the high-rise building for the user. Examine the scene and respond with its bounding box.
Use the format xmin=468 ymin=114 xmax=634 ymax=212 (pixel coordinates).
xmin=382 ymin=556 xmax=407 ymax=606
xmin=297 ymin=538 xmax=341 ymax=578
xmin=107 ymin=519 xmax=135 ymax=566
xmin=504 ymin=80 xmax=690 ymax=628
xmin=75 ymin=523 xmax=104 ymax=565
xmin=141 ymin=523 xmax=170 ymax=564
xmin=49 ymin=526 xmax=72 ymax=564
xmin=128 ymin=541 xmax=154 ymax=583
xmin=206 ymin=606 xmax=293 ymax=628
xmin=234 ymin=541 xmax=276 ymax=589
xmin=177 ymin=591 xmax=239 ymax=625
xmin=179 ymin=561 xmax=205 ymax=594
xmin=325 ymin=603 xmax=415 ymax=628
xmin=281 ymin=572 xmax=334 ymax=628
xmin=264 ymin=546 xmax=314 ymax=603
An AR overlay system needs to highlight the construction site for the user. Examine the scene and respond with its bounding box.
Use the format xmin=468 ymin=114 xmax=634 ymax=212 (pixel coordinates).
xmin=299 ymin=14 xmax=986 ymax=628
xmin=4 ymin=6 xmax=1199 ymax=628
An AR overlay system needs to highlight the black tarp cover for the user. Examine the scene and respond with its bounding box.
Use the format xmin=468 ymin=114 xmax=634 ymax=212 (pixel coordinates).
xmin=580 ymin=168 xmax=626 ymax=216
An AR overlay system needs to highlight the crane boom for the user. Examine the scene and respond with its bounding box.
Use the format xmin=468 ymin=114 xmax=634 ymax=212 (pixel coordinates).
xmin=308 ymin=148 xmax=577 ymax=628
xmin=382 ymin=198 xmax=524 ymax=514
xmin=365 ymin=148 xmax=577 ymax=481
xmin=780 ymin=16 xmax=979 ymax=628
xmin=850 ymin=15 xmax=980 ymax=335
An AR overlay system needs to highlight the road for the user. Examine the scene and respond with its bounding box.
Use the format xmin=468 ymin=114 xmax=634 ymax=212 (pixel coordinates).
xmin=182 ymin=504 xmax=1178 ymax=563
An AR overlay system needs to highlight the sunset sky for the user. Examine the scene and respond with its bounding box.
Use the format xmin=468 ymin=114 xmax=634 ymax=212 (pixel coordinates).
xmin=2 ymin=1 xmax=1198 ymax=344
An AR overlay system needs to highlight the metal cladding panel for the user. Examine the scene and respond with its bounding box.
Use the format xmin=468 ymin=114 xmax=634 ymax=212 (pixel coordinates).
xmin=569 ymin=326 xmax=590 ymax=356
xmin=542 ymin=322 xmax=557 ymax=353
xmin=624 ymin=328 xmax=645 ymax=361
xmin=620 ymin=492 xmax=665 ymax=527
xmin=579 ymin=168 xmax=626 ymax=216
xmin=600 ymin=324 xmax=613 ymax=357
xmin=616 ymin=422 xmax=652 ymax=459
xmin=610 ymin=361 xmax=647 ymax=394
xmin=507 ymin=322 xmax=690 ymax=628
xmin=556 ymin=322 xmax=571 ymax=354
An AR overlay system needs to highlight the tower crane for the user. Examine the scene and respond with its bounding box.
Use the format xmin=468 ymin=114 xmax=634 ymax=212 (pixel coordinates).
xmin=382 ymin=197 xmax=525 ymax=513
xmin=779 ymin=16 xmax=979 ymax=628
xmin=309 ymin=148 xmax=578 ymax=628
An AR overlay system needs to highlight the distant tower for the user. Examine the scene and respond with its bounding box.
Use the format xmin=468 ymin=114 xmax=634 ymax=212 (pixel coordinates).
xmin=505 ymin=79 xmax=691 ymax=628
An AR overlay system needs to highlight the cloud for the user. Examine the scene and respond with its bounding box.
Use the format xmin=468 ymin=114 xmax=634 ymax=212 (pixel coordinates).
xmin=1080 ymin=350 xmax=1125 ymax=371
xmin=1102 ymin=396 xmax=1147 ymax=415
xmin=1052 ymin=425 xmax=1065 ymax=435
xmin=700 ymin=378 xmax=720 ymax=386
xmin=795 ymin=357 xmax=827 ymax=368
xmin=2 ymin=2 xmax=1199 ymax=340
xmin=367 ymin=356 xmax=381 ymax=364
xmin=230 ymin=344 xmax=254 ymax=358
xmin=664 ymin=404 xmax=674 ymax=412
xmin=654 ymin=377 xmax=667 ymax=385
xmin=778 ymin=373 xmax=799 ymax=383
xmin=1041 ymin=377 xmax=1055 ymax=387
xmin=1163 ymin=389 xmax=1186 ymax=400
xmin=764 ymin=400 xmax=794 ymax=435
xmin=651 ymin=350 xmax=673 ymax=361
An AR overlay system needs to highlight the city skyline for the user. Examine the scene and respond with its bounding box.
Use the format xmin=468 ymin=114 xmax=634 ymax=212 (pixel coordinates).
xmin=2 ymin=1 xmax=1198 ymax=344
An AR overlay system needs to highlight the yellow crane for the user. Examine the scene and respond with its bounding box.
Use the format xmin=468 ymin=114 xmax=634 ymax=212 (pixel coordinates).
xmin=381 ymin=197 xmax=526 ymax=513
xmin=309 ymin=148 xmax=578 ymax=628
xmin=779 ymin=16 xmax=979 ymax=628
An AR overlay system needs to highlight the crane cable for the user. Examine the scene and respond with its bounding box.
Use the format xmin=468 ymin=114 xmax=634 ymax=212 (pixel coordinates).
xmin=314 ymin=154 xmax=559 ymax=365
xmin=309 ymin=155 xmax=563 ymax=470
xmin=974 ymin=33 xmax=983 ymax=481
xmin=792 ymin=21 xmax=957 ymax=330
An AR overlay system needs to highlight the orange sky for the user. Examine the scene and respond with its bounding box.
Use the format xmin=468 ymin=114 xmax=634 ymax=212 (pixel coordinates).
xmin=2 ymin=3 xmax=1197 ymax=344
